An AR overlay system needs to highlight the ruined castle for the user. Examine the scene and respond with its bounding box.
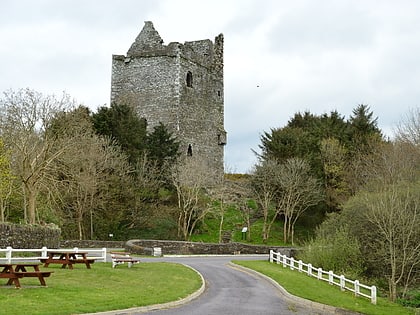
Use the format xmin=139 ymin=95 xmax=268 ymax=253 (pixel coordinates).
xmin=111 ymin=21 xmax=226 ymax=183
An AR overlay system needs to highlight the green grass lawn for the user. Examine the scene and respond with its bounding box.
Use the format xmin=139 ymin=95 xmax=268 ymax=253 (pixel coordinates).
xmin=234 ymin=260 xmax=416 ymax=315
xmin=0 ymin=262 xmax=202 ymax=315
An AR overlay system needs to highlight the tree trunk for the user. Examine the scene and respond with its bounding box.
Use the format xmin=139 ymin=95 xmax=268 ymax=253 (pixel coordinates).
xmin=283 ymin=216 xmax=288 ymax=243
xmin=218 ymin=211 xmax=224 ymax=243
xmin=26 ymin=185 xmax=37 ymax=224
xmin=389 ymin=278 xmax=397 ymax=302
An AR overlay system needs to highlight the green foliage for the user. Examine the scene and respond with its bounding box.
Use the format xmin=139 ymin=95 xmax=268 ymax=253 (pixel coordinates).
xmin=146 ymin=122 xmax=180 ymax=171
xmin=92 ymin=103 xmax=148 ymax=165
xmin=398 ymin=290 xmax=420 ymax=308
xmin=298 ymin=226 xmax=365 ymax=277
xmin=257 ymin=106 xmax=385 ymax=219
xmin=347 ymin=104 xmax=383 ymax=149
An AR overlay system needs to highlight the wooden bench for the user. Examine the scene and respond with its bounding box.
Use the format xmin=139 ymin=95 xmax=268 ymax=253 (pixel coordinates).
xmin=1 ymin=263 xmax=53 ymax=288
xmin=13 ymin=271 xmax=53 ymax=286
xmin=110 ymin=252 xmax=140 ymax=268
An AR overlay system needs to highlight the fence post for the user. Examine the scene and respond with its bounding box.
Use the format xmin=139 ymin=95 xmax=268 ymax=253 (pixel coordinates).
xmin=317 ymin=267 xmax=322 ymax=280
xmin=73 ymin=247 xmax=79 ymax=253
xmin=371 ymin=286 xmax=377 ymax=305
xmin=282 ymin=255 xmax=286 ymax=268
xmin=340 ymin=275 xmax=345 ymax=291
xmin=6 ymin=246 xmax=12 ymax=264
xmin=269 ymin=250 xmax=273 ymax=263
xmin=328 ymin=271 xmax=333 ymax=285
xmin=290 ymin=257 xmax=295 ymax=270
xmin=102 ymin=248 xmax=107 ymax=262
xmin=307 ymin=263 xmax=312 ymax=276
xmin=354 ymin=280 xmax=360 ymax=296
xmin=41 ymin=246 xmax=48 ymax=258
xmin=298 ymin=260 xmax=303 ymax=272
xmin=275 ymin=252 xmax=280 ymax=264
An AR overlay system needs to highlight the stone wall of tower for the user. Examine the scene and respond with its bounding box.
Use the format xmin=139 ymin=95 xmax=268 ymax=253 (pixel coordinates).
xmin=111 ymin=21 xmax=225 ymax=184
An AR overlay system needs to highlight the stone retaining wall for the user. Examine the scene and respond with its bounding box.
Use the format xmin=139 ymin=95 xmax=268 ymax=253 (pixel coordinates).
xmin=60 ymin=240 xmax=125 ymax=249
xmin=0 ymin=223 xmax=61 ymax=248
xmin=126 ymin=239 xmax=295 ymax=256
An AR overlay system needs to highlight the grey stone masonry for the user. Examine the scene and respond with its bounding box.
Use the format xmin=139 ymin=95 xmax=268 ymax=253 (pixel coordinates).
xmin=111 ymin=21 xmax=226 ymax=185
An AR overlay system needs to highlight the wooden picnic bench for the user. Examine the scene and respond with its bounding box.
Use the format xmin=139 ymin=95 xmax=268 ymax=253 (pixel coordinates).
xmin=41 ymin=251 xmax=95 ymax=269
xmin=110 ymin=252 xmax=140 ymax=268
xmin=0 ymin=263 xmax=53 ymax=288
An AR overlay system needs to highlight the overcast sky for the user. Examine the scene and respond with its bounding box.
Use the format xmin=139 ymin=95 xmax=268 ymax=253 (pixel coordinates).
xmin=1 ymin=0 xmax=419 ymax=173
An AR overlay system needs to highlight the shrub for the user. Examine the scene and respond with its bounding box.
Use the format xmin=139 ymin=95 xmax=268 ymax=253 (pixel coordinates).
xmin=298 ymin=226 xmax=364 ymax=277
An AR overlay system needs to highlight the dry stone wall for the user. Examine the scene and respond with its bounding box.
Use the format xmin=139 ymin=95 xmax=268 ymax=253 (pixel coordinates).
xmin=126 ymin=239 xmax=296 ymax=256
xmin=0 ymin=223 xmax=61 ymax=248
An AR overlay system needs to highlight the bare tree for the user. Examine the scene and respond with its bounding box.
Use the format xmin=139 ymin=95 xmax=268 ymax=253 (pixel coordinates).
xmin=277 ymin=158 xmax=323 ymax=245
xmin=251 ymin=159 xmax=279 ymax=243
xmin=251 ymin=158 xmax=322 ymax=244
xmin=362 ymin=184 xmax=419 ymax=301
xmin=395 ymin=107 xmax=420 ymax=145
xmin=0 ymin=88 xmax=75 ymax=224
xmin=0 ymin=139 xmax=15 ymax=222
xmin=171 ymin=159 xmax=212 ymax=241
xmin=56 ymin=127 xmax=132 ymax=240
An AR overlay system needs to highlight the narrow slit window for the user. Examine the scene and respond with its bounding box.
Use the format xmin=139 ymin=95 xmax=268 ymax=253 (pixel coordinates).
xmin=187 ymin=144 xmax=193 ymax=156
xmin=186 ymin=71 xmax=193 ymax=87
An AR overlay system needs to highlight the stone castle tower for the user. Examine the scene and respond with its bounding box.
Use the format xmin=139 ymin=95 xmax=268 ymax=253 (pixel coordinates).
xmin=111 ymin=21 xmax=226 ymax=184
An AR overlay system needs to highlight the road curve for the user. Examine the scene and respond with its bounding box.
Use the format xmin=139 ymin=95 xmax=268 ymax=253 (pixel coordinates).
xmin=90 ymin=255 xmax=342 ymax=315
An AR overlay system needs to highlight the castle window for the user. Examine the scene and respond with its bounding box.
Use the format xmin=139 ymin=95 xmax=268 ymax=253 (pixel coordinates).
xmin=186 ymin=71 xmax=193 ymax=87
xmin=187 ymin=144 xmax=193 ymax=156
xmin=218 ymin=131 xmax=227 ymax=145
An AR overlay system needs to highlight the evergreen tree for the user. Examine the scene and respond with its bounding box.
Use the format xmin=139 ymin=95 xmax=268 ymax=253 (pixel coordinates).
xmin=146 ymin=122 xmax=180 ymax=171
xmin=347 ymin=104 xmax=383 ymax=150
xmin=92 ymin=103 xmax=147 ymax=165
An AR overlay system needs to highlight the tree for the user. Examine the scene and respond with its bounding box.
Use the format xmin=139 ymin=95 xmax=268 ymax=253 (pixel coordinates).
xmin=276 ymin=158 xmax=323 ymax=244
xmin=361 ymin=183 xmax=419 ymax=302
xmin=395 ymin=107 xmax=420 ymax=146
xmin=250 ymin=159 xmax=279 ymax=243
xmin=92 ymin=103 xmax=147 ymax=165
xmin=0 ymin=88 xmax=75 ymax=224
xmin=171 ymin=159 xmax=211 ymax=240
xmin=50 ymin=107 xmax=133 ymax=240
xmin=347 ymin=104 xmax=383 ymax=151
xmin=147 ymin=122 xmax=180 ymax=170
xmin=0 ymin=139 xmax=15 ymax=222
xmin=319 ymin=138 xmax=350 ymax=208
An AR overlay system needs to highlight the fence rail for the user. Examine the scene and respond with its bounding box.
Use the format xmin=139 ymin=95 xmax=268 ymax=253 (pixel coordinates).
xmin=269 ymin=250 xmax=376 ymax=304
xmin=0 ymin=246 xmax=107 ymax=263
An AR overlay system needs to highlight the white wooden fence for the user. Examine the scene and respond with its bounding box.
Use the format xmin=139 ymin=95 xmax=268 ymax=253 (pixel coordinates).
xmin=269 ymin=250 xmax=377 ymax=304
xmin=0 ymin=246 xmax=107 ymax=263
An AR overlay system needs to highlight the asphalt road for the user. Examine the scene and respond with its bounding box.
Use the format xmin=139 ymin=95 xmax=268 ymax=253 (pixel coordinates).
xmin=96 ymin=255 xmax=337 ymax=315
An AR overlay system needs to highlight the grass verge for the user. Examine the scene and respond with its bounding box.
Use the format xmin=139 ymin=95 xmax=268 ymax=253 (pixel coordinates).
xmin=0 ymin=262 xmax=202 ymax=315
xmin=234 ymin=260 xmax=415 ymax=315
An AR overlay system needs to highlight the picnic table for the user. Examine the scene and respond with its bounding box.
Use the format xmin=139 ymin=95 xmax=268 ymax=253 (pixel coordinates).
xmin=40 ymin=251 xmax=95 ymax=269
xmin=0 ymin=263 xmax=53 ymax=288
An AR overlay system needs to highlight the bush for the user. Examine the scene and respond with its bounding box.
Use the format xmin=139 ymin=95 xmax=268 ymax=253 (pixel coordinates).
xmin=298 ymin=226 xmax=364 ymax=277
xmin=397 ymin=290 xmax=420 ymax=308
